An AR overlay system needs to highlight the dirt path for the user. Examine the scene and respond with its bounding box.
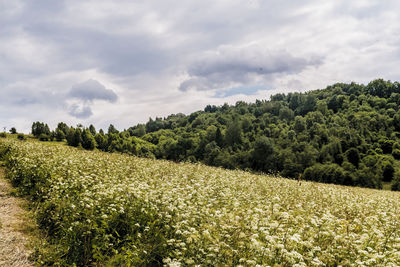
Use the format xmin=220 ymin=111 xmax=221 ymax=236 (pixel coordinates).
xmin=0 ymin=167 xmax=33 ymax=267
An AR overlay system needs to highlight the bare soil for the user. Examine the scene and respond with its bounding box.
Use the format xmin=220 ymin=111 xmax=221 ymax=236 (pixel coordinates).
xmin=0 ymin=167 xmax=33 ymax=267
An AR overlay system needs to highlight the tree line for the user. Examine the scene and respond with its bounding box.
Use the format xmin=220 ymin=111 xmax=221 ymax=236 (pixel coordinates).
xmin=31 ymin=79 xmax=400 ymax=190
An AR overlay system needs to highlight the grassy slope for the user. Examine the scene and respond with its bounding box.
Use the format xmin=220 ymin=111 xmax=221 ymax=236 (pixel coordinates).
xmin=1 ymin=138 xmax=400 ymax=266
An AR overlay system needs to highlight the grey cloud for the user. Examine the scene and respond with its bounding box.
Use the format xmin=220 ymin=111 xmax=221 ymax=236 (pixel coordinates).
xmin=3 ymin=0 xmax=322 ymax=83
xmin=65 ymin=79 xmax=117 ymax=119
xmin=1 ymin=0 xmax=400 ymax=131
xmin=68 ymin=79 xmax=117 ymax=103
xmin=0 ymin=86 xmax=63 ymax=108
xmin=0 ymin=0 xmax=385 ymax=89
xmin=180 ymin=46 xmax=322 ymax=91
xmin=0 ymin=79 xmax=117 ymax=121
xmin=22 ymin=23 xmax=172 ymax=76
xmin=7 ymin=90 xmax=41 ymax=106
xmin=333 ymin=1 xmax=385 ymax=20
xmin=17 ymin=7 xmax=173 ymax=78
xmin=68 ymin=103 xmax=93 ymax=119
xmin=0 ymin=1 xmax=173 ymax=88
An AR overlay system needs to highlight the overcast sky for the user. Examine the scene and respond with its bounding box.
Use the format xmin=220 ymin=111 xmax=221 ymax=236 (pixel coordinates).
xmin=1 ymin=0 xmax=400 ymax=133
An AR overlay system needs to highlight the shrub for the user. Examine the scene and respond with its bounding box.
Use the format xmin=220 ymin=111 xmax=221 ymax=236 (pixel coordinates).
xmin=39 ymin=134 xmax=50 ymax=141
xmin=81 ymin=130 xmax=96 ymax=150
xmin=303 ymin=163 xmax=352 ymax=185
xmin=9 ymin=127 xmax=17 ymax=134
xmin=382 ymin=161 xmax=395 ymax=182
xmin=379 ymin=139 xmax=394 ymax=154
xmin=392 ymin=149 xmax=400 ymax=160
xmin=392 ymin=177 xmax=400 ymax=191
xmin=345 ymin=148 xmax=360 ymax=168
xmin=17 ymin=133 xmax=26 ymax=140
xmin=0 ymin=133 xmax=6 ymax=138
xmin=55 ymin=128 xmax=65 ymax=142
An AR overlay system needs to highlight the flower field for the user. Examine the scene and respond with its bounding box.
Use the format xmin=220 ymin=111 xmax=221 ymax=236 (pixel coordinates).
xmin=1 ymin=138 xmax=400 ymax=266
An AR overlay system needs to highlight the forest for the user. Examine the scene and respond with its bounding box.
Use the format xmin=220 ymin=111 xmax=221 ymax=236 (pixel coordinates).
xmin=27 ymin=79 xmax=400 ymax=190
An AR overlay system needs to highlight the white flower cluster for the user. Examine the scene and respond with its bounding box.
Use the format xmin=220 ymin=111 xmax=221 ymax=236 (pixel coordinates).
xmin=1 ymin=139 xmax=400 ymax=266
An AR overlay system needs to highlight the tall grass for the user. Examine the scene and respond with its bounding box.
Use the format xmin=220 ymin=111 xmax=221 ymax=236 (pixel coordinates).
xmin=1 ymin=138 xmax=400 ymax=266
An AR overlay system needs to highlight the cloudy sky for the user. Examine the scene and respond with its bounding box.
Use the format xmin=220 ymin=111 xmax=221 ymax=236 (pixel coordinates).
xmin=1 ymin=0 xmax=400 ymax=133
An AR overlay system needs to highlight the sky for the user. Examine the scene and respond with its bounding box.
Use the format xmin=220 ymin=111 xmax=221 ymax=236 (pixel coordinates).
xmin=1 ymin=0 xmax=400 ymax=133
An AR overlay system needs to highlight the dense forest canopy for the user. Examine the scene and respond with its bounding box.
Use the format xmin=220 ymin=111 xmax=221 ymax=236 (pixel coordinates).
xmin=26 ymin=79 xmax=400 ymax=190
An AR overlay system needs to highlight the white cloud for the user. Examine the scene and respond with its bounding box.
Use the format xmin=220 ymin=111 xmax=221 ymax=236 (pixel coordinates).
xmin=179 ymin=44 xmax=322 ymax=91
xmin=67 ymin=103 xmax=93 ymax=119
xmin=68 ymin=79 xmax=117 ymax=103
xmin=1 ymin=0 xmax=400 ymax=132
xmin=66 ymin=79 xmax=118 ymax=119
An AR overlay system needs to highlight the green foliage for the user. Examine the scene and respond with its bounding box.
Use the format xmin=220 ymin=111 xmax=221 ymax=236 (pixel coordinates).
xmin=392 ymin=177 xmax=400 ymax=191
xmin=32 ymin=79 xmax=400 ymax=190
xmin=56 ymin=122 xmax=69 ymax=135
xmin=225 ymin=120 xmax=243 ymax=147
xmin=32 ymin=121 xmax=50 ymax=137
xmin=382 ymin=161 xmax=395 ymax=182
xmin=66 ymin=127 xmax=76 ymax=146
xmin=73 ymin=128 xmax=83 ymax=147
xmin=251 ymin=136 xmax=274 ymax=172
xmin=108 ymin=124 xmax=119 ymax=134
xmin=54 ymin=128 xmax=65 ymax=141
xmin=89 ymin=124 xmax=96 ymax=136
xmin=293 ymin=116 xmax=306 ymax=133
xmin=393 ymin=149 xmax=400 ymax=160
xmin=366 ymin=78 xmax=398 ymax=98
xmin=345 ymin=148 xmax=360 ymax=168
xmin=17 ymin=133 xmax=26 ymax=140
xmin=129 ymin=124 xmax=146 ymax=137
xmin=81 ymin=129 xmax=96 ymax=150
xmin=9 ymin=127 xmax=17 ymax=134
xmin=39 ymin=134 xmax=50 ymax=141
xmin=0 ymin=133 xmax=6 ymax=138
xmin=303 ymin=163 xmax=353 ymax=185
xmin=3 ymin=138 xmax=400 ymax=265
xmin=94 ymin=133 xmax=107 ymax=150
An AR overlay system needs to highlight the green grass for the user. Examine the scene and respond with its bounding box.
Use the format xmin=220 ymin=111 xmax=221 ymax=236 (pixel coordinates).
xmin=1 ymin=138 xmax=400 ymax=266
xmin=382 ymin=182 xmax=393 ymax=190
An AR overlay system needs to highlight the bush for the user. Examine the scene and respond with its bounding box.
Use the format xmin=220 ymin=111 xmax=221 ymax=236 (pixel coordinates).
xmin=379 ymin=139 xmax=394 ymax=154
xmin=55 ymin=128 xmax=65 ymax=142
xmin=0 ymin=133 xmax=6 ymax=138
xmin=392 ymin=177 xmax=400 ymax=191
xmin=17 ymin=133 xmax=26 ymax=140
xmin=303 ymin=163 xmax=353 ymax=185
xmin=81 ymin=130 xmax=96 ymax=150
xmin=346 ymin=148 xmax=360 ymax=168
xmin=39 ymin=134 xmax=50 ymax=141
xmin=392 ymin=149 xmax=400 ymax=160
xmin=382 ymin=162 xmax=395 ymax=182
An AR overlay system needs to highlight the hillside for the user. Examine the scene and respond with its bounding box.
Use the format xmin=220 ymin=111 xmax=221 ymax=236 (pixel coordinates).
xmin=0 ymin=138 xmax=400 ymax=265
xmin=31 ymin=79 xmax=400 ymax=190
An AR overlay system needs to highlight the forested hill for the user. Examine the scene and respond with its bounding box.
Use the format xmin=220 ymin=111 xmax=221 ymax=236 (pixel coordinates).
xmin=31 ymin=79 xmax=400 ymax=190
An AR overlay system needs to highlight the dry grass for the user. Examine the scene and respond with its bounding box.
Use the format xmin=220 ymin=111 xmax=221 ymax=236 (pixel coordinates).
xmin=0 ymin=167 xmax=33 ymax=267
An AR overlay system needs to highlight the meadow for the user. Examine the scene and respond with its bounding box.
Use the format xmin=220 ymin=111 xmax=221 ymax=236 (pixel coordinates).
xmin=0 ymin=138 xmax=400 ymax=266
